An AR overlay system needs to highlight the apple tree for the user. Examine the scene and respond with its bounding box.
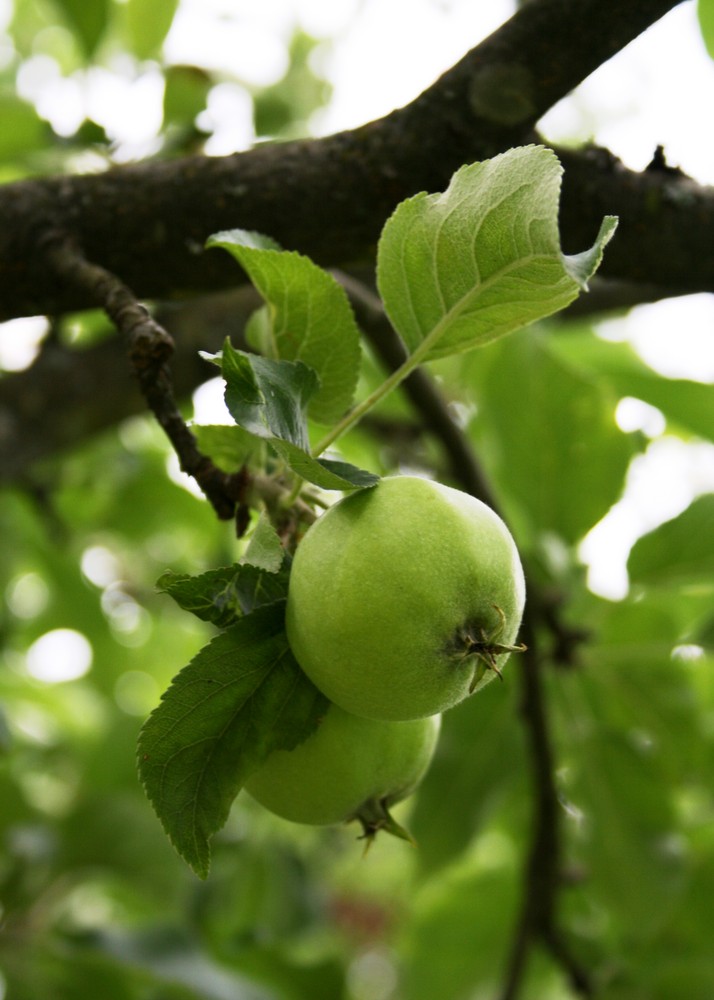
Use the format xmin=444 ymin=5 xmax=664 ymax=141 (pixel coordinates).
xmin=1 ymin=2 xmax=714 ymax=998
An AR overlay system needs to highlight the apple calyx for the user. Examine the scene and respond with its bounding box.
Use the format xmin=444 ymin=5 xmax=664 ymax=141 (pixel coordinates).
xmin=354 ymin=797 xmax=416 ymax=849
xmin=454 ymin=604 xmax=527 ymax=691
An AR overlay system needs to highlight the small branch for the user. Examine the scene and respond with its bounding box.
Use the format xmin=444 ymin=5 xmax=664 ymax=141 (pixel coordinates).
xmin=0 ymin=287 xmax=260 ymax=486
xmin=39 ymin=233 xmax=249 ymax=525
xmin=499 ymin=617 xmax=592 ymax=1000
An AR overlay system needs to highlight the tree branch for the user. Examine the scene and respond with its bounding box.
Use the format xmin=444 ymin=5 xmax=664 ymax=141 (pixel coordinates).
xmin=0 ymin=0 xmax=691 ymax=321
xmin=37 ymin=235 xmax=249 ymax=522
xmin=499 ymin=618 xmax=591 ymax=1000
xmin=0 ymin=288 xmax=261 ymax=485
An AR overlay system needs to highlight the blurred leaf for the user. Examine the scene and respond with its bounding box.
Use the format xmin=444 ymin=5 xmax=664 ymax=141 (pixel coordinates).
xmin=0 ymin=92 xmax=49 ymax=161
xmin=377 ymin=145 xmax=616 ymax=362
xmin=138 ymin=604 xmax=328 ymax=877
xmin=242 ymin=514 xmax=284 ymax=573
xmin=163 ymin=64 xmax=212 ymax=124
xmin=409 ymin=681 xmax=525 ymax=871
xmin=400 ymin=852 xmax=519 ymax=1000
xmin=628 ymin=494 xmax=714 ymax=586
xmin=192 ymin=424 xmax=256 ymax=473
xmin=52 ymin=0 xmax=110 ymax=57
xmin=698 ymin=0 xmax=714 ymax=59
xmin=562 ymin=719 xmax=686 ymax=934
xmin=207 ymin=231 xmax=361 ymax=425
xmin=72 ymin=926 xmax=273 ymax=999
xmin=125 ymin=0 xmax=179 ymax=59
xmin=474 ymin=329 xmax=634 ymax=542
xmin=550 ymin=331 xmax=714 ymax=443
xmin=253 ymin=30 xmax=333 ymax=137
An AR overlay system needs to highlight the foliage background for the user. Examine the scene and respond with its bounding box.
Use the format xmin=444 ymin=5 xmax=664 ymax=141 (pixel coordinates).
xmin=1 ymin=2 xmax=714 ymax=999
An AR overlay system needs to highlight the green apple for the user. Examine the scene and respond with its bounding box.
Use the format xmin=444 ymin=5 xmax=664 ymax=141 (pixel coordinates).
xmin=286 ymin=475 xmax=525 ymax=721
xmin=244 ymin=704 xmax=440 ymax=840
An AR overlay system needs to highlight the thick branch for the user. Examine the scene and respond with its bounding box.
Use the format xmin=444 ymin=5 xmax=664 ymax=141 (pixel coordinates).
xmin=0 ymin=0 xmax=689 ymax=321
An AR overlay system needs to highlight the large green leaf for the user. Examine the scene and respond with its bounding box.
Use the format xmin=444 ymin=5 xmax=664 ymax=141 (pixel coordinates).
xmin=400 ymin=848 xmax=520 ymax=1000
xmin=207 ymin=230 xmax=361 ymax=425
xmin=566 ymin=728 xmax=685 ymax=933
xmin=125 ymin=0 xmax=179 ymax=59
xmin=52 ymin=0 xmax=110 ymax=57
xmin=473 ymin=329 xmax=634 ymax=543
xmin=698 ymin=0 xmax=714 ymax=59
xmin=0 ymin=93 xmax=49 ymax=162
xmin=628 ymin=494 xmax=714 ymax=586
xmin=137 ymin=604 xmax=328 ymax=877
xmin=376 ymin=145 xmax=617 ymax=362
xmin=550 ymin=331 xmax=714 ymax=443
xmin=408 ymin=680 xmax=525 ymax=872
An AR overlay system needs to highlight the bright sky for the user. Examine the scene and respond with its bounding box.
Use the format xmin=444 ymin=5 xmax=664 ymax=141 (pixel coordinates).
xmin=2 ymin=0 xmax=714 ymax=602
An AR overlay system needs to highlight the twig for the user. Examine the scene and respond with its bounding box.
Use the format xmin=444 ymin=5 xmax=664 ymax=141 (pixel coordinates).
xmin=39 ymin=233 xmax=249 ymax=526
xmin=498 ymin=616 xmax=592 ymax=1000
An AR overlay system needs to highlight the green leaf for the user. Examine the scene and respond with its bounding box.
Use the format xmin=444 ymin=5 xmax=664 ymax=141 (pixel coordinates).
xmin=137 ymin=604 xmax=328 ymax=878
xmin=125 ymin=0 xmax=179 ymax=59
xmin=52 ymin=0 xmax=110 ymax=57
xmin=221 ymin=340 xmax=318 ymax=451
xmin=401 ymin=851 xmax=520 ymax=1000
xmin=208 ymin=230 xmax=361 ymax=425
xmin=409 ymin=681 xmax=525 ymax=872
xmin=270 ymin=443 xmax=380 ymax=491
xmin=163 ymin=65 xmax=212 ymax=126
xmin=158 ymin=562 xmax=289 ymax=627
xmin=158 ymin=566 xmax=244 ymax=627
xmin=566 ymin=729 xmax=685 ymax=932
xmin=242 ymin=514 xmax=284 ymax=573
xmin=0 ymin=93 xmax=49 ymax=162
xmin=472 ymin=329 xmax=634 ymax=543
xmin=192 ymin=424 xmax=256 ymax=472
xmin=698 ymin=0 xmax=714 ymax=59
xmin=628 ymin=494 xmax=714 ymax=586
xmin=376 ymin=145 xmax=617 ymax=362
xmin=549 ymin=331 xmax=714 ymax=444
xmin=217 ymin=340 xmax=378 ymax=490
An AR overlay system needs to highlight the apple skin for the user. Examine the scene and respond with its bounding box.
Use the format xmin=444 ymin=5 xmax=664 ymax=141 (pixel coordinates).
xmin=244 ymin=704 xmax=440 ymax=829
xmin=286 ymin=475 xmax=525 ymax=721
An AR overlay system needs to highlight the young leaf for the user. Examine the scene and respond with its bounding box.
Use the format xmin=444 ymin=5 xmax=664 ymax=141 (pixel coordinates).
xmin=271 ymin=442 xmax=380 ymax=490
xmin=158 ymin=562 xmax=289 ymax=627
xmin=218 ymin=340 xmax=378 ymax=490
xmin=207 ymin=229 xmax=361 ymax=425
xmin=192 ymin=424 xmax=256 ymax=472
xmin=221 ymin=340 xmax=318 ymax=451
xmin=138 ymin=603 xmax=328 ymax=878
xmin=243 ymin=514 xmax=284 ymax=573
xmin=376 ymin=145 xmax=617 ymax=362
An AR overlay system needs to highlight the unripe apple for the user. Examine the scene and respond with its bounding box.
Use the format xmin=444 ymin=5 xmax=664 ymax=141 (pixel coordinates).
xmin=244 ymin=704 xmax=440 ymax=840
xmin=286 ymin=475 xmax=525 ymax=721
